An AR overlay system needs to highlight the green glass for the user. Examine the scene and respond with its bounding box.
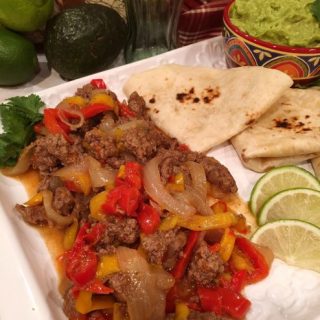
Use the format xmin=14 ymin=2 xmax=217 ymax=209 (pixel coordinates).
xmin=124 ymin=0 xmax=183 ymax=62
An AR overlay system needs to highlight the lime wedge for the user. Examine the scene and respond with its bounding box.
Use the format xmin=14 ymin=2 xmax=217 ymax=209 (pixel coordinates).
xmin=249 ymin=166 xmax=320 ymax=216
xmin=258 ymin=188 xmax=320 ymax=227
xmin=251 ymin=220 xmax=320 ymax=272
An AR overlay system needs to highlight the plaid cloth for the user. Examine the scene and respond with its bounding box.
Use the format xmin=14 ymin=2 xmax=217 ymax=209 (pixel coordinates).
xmin=178 ymin=0 xmax=230 ymax=46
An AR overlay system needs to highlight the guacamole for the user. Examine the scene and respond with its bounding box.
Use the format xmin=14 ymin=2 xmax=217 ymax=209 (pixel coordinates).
xmin=230 ymin=0 xmax=320 ymax=47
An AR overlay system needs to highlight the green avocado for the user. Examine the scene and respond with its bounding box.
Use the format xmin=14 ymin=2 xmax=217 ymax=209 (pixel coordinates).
xmin=44 ymin=4 xmax=127 ymax=80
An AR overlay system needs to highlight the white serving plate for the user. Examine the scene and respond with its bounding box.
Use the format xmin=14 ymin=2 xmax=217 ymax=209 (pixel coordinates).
xmin=1 ymin=37 xmax=320 ymax=320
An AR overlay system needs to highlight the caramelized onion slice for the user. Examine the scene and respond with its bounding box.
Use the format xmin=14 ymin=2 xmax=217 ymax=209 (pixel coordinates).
xmin=186 ymin=161 xmax=207 ymax=199
xmin=57 ymin=103 xmax=84 ymax=130
xmin=1 ymin=145 xmax=34 ymax=176
xmin=116 ymin=247 xmax=174 ymax=320
xmin=86 ymin=156 xmax=116 ymax=188
xmin=143 ymin=156 xmax=196 ymax=216
xmin=42 ymin=190 xmax=73 ymax=226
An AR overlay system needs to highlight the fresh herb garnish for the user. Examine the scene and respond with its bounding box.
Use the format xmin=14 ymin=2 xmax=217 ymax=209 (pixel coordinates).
xmin=311 ymin=0 xmax=320 ymax=22
xmin=0 ymin=94 xmax=44 ymax=168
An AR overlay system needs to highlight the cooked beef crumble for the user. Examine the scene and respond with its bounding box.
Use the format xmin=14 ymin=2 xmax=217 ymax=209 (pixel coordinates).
xmin=15 ymin=84 xmax=246 ymax=320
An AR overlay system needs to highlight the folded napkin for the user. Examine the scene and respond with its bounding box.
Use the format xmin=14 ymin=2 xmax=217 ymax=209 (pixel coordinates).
xmin=178 ymin=0 xmax=229 ymax=46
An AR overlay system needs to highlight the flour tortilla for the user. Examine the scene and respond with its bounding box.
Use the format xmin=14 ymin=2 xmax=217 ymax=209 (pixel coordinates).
xmin=123 ymin=64 xmax=292 ymax=152
xmin=231 ymin=88 xmax=320 ymax=172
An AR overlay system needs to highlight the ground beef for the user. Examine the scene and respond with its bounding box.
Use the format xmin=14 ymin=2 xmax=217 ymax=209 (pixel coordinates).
xmin=157 ymin=148 xmax=237 ymax=194
xmin=127 ymin=91 xmax=148 ymax=118
xmin=141 ymin=229 xmax=175 ymax=264
xmin=75 ymin=83 xmax=95 ymax=100
xmin=31 ymin=134 xmax=84 ymax=173
xmin=97 ymin=216 xmax=140 ymax=252
xmin=187 ymin=241 xmax=224 ymax=287
xmin=71 ymin=193 xmax=90 ymax=220
xmin=83 ymin=128 xmax=118 ymax=162
xmin=166 ymin=312 xmax=231 ymax=320
xmin=37 ymin=175 xmax=64 ymax=192
xmin=15 ymin=204 xmax=48 ymax=226
xmin=52 ymin=187 xmax=75 ymax=216
xmin=119 ymin=121 xmax=174 ymax=163
xmin=63 ymin=288 xmax=83 ymax=320
xmin=163 ymin=230 xmax=187 ymax=271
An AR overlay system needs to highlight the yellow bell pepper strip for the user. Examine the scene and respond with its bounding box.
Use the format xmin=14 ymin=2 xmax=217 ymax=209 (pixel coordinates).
xmin=24 ymin=192 xmax=43 ymax=206
xmin=233 ymin=214 xmax=249 ymax=234
xmin=63 ymin=219 xmax=79 ymax=250
xmin=159 ymin=214 xmax=179 ymax=231
xmin=177 ymin=212 xmax=238 ymax=231
xmin=113 ymin=303 xmax=123 ymax=320
xmin=63 ymin=96 xmax=87 ymax=107
xmin=212 ymin=200 xmax=228 ymax=214
xmin=75 ymin=290 xmax=114 ymax=314
xmin=89 ymin=93 xmax=115 ymax=108
xmin=219 ymin=228 xmax=236 ymax=262
xmin=90 ymin=79 xmax=107 ymax=89
xmin=229 ymin=248 xmax=254 ymax=273
xmin=166 ymin=172 xmax=185 ymax=192
xmin=175 ymin=303 xmax=190 ymax=320
xmin=63 ymin=171 xmax=92 ymax=196
xmin=90 ymin=190 xmax=109 ymax=220
xmin=96 ymin=255 xmax=120 ymax=279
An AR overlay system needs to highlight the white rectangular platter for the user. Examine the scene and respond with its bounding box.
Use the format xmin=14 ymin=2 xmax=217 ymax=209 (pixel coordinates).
xmin=0 ymin=37 xmax=320 ymax=320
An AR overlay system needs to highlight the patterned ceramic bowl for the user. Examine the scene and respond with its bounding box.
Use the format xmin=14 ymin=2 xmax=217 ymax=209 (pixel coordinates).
xmin=223 ymin=0 xmax=320 ymax=85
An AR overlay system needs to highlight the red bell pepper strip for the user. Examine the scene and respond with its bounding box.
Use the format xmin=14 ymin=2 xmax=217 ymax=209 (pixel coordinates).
xmin=64 ymin=223 xmax=105 ymax=287
xmin=125 ymin=162 xmax=143 ymax=189
xmin=219 ymin=270 xmax=247 ymax=293
xmin=81 ymin=103 xmax=113 ymax=119
xmin=80 ymin=279 xmax=114 ymax=294
xmin=234 ymin=236 xmax=269 ymax=284
xmin=90 ymin=79 xmax=107 ymax=89
xmin=137 ymin=204 xmax=160 ymax=235
xmin=119 ymin=102 xmax=136 ymax=118
xmin=177 ymin=144 xmax=190 ymax=152
xmin=65 ymin=247 xmax=98 ymax=287
xmin=171 ymin=231 xmax=200 ymax=280
xmin=198 ymin=287 xmax=251 ymax=319
xmin=43 ymin=108 xmax=72 ymax=143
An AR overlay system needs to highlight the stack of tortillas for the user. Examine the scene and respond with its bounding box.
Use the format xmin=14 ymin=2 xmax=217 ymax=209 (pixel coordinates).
xmin=123 ymin=64 xmax=292 ymax=152
xmin=123 ymin=64 xmax=320 ymax=176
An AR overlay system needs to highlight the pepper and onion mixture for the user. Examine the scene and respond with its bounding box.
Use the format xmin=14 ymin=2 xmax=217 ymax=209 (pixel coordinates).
xmin=13 ymin=79 xmax=271 ymax=320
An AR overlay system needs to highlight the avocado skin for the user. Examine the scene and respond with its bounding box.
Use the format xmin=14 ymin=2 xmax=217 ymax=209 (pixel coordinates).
xmin=45 ymin=4 xmax=127 ymax=80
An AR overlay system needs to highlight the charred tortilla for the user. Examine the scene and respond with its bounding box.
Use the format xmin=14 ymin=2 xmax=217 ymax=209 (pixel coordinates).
xmin=123 ymin=64 xmax=293 ymax=152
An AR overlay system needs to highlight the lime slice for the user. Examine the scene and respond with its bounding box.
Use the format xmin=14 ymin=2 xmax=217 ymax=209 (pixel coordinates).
xmin=249 ymin=166 xmax=320 ymax=216
xmin=251 ymin=220 xmax=320 ymax=272
xmin=258 ymin=188 xmax=320 ymax=227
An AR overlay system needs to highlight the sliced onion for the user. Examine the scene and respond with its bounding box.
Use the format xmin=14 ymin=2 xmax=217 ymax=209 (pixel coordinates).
xmin=186 ymin=161 xmax=207 ymax=200
xmin=99 ymin=115 xmax=115 ymax=133
xmin=1 ymin=145 xmax=34 ymax=176
xmin=114 ymin=119 xmax=146 ymax=132
xmin=175 ymin=185 xmax=213 ymax=216
xmin=86 ymin=156 xmax=116 ymax=188
xmin=143 ymin=156 xmax=196 ymax=216
xmin=57 ymin=103 xmax=84 ymax=130
xmin=42 ymin=190 xmax=73 ymax=226
xmin=53 ymin=160 xmax=87 ymax=180
xmin=116 ymin=247 xmax=174 ymax=320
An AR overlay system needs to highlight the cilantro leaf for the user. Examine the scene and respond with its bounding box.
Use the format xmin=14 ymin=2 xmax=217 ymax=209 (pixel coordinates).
xmin=311 ymin=0 xmax=320 ymax=22
xmin=0 ymin=94 xmax=44 ymax=168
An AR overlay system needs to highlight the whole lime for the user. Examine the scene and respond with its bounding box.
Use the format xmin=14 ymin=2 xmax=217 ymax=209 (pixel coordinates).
xmin=44 ymin=4 xmax=127 ymax=80
xmin=0 ymin=27 xmax=39 ymax=86
xmin=0 ymin=0 xmax=54 ymax=32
